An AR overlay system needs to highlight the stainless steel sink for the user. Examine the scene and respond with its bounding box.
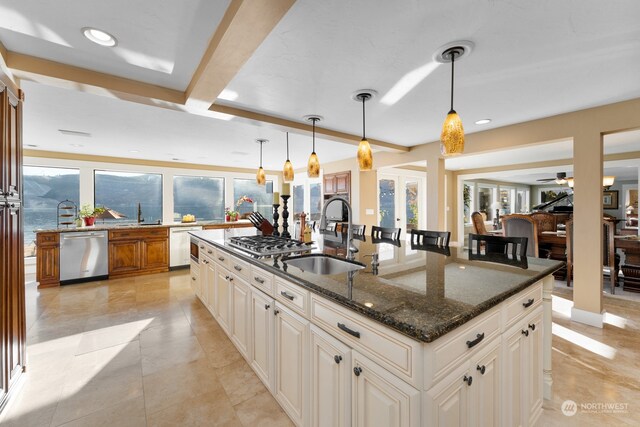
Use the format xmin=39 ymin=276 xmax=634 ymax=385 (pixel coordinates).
xmin=284 ymin=255 xmax=365 ymax=275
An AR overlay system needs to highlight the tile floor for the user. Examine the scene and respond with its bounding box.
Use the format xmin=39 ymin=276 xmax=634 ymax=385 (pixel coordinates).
xmin=2 ymin=270 xmax=639 ymax=426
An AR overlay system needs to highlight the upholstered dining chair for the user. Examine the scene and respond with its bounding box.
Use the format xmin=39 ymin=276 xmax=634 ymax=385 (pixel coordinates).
xmin=501 ymin=214 xmax=542 ymax=258
xmin=530 ymin=212 xmax=557 ymax=234
xmin=471 ymin=211 xmax=488 ymax=235
xmin=566 ymin=219 xmax=619 ymax=294
xmin=410 ymin=229 xmax=451 ymax=246
xmin=371 ymin=225 xmax=402 ymax=240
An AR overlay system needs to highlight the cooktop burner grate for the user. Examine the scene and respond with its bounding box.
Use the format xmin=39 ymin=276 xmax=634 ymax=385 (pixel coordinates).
xmin=227 ymin=235 xmax=315 ymax=257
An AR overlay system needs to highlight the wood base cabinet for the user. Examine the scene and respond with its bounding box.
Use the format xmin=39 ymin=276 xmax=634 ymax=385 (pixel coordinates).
xmin=35 ymin=232 xmax=59 ymax=287
xmin=108 ymin=228 xmax=168 ymax=278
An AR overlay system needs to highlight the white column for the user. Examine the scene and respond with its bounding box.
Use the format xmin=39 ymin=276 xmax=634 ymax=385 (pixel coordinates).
xmin=426 ymin=145 xmax=446 ymax=230
xmin=542 ymin=274 xmax=553 ymax=400
xmin=571 ymin=132 xmax=604 ymax=327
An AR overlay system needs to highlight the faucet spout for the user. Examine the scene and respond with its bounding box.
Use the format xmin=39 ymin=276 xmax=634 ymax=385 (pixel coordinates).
xmin=321 ymin=195 xmax=358 ymax=261
xmin=137 ymin=203 xmax=144 ymax=224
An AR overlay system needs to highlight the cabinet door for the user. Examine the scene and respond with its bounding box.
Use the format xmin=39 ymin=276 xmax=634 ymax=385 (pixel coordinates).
xmin=324 ymin=175 xmax=336 ymax=194
xmin=335 ymin=172 xmax=350 ymax=194
xmin=215 ymin=267 xmax=233 ymax=335
xmin=250 ymin=289 xmax=274 ymax=391
xmin=425 ymin=362 xmax=470 ymax=427
xmin=275 ymin=303 xmax=309 ymax=427
xmin=352 ymin=350 xmax=420 ymax=427
xmin=472 ymin=341 xmax=501 ymax=427
xmin=36 ymin=244 xmax=59 ymax=286
xmin=310 ymin=325 xmax=351 ymax=427
xmin=525 ymin=312 xmax=543 ymax=427
xmin=231 ymin=276 xmax=251 ymax=359
xmin=109 ymin=240 xmax=141 ymax=274
xmin=204 ymin=260 xmax=216 ymax=314
xmin=141 ymin=238 xmax=168 ymax=270
xmin=503 ymin=326 xmax=525 ymax=427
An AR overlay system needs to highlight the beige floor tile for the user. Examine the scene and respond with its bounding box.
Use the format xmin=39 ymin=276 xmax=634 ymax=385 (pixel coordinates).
xmin=141 ymin=334 xmax=205 ymax=376
xmin=75 ymin=320 xmax=146 ymax=354
xmin=143 ymin=358 xmax=223 ymax=415
xmin=139 ymin=316 xmax=194 ymax=348
xmin=66 ymin=341 xmax=141 ymax=385
xmin=200 ymin=332 xmax=244 ymax=369
xmin=233 ymin=390 xmax=294 ymax=427
xmin=51 ymin=363 xmax=144 ymax=426
xmin=56 ymin=395 xmax=147 ymax=427
xmin=216 ymin=359 xmax=267 ymax=406
xmin=147 ymin=389 xmax=242 ymax=427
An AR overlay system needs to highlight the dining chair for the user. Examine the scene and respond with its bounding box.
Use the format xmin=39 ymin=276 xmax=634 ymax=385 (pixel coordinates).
xmin=410 ymin=229 xmax=451 ymax=247
xmin=471 ymin=211 xmax=488 ymax=235
xmin=501 ymin=214 xmax=543 ymax=258
xmin=371 ymin=225 xmax=402 ymax=240
xmin=468 ymin=233 xmax=528 ymax=257
xmin=530 ymin=212 xmax=557 ymax=233
xmin=565 ymin=219 xmax=618 ymax=294
xmin=350 ymin=224 xmax=366 ymax=236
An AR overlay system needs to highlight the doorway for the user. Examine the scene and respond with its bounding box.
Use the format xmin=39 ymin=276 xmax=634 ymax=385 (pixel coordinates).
xmin=378 ymin=170 xmax=425 ymax=235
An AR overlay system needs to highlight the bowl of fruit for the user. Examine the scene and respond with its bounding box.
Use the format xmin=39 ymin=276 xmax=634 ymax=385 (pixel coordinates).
xmin=181 ymin=214 xmax=196 ymax=223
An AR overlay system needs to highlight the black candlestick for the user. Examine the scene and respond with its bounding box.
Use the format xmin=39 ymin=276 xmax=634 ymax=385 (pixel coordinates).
xmin=272 ymin=204 xmax=280 ymax=236
xmin=281 ymin=195 xmax=291 ymax=239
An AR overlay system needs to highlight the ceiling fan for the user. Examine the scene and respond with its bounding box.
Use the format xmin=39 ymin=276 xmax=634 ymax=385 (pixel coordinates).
xmin=536 ymin=172 xmax=569 ymax=184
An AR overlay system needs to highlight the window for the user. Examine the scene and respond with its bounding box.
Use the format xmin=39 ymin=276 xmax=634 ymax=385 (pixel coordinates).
xmin=379 ymin=178 xmax=396 ymax=228
xmin=477 ymin=186 xmax=495 ymax=220
xmin=310 ymin=183 xmax=322 ymax=221
xmin=173 ymin=175 xmax=224 ymax=221
xmin=23 ymin=166 xmax=80 ymax=256
xmin=95 ymin=170 xmax=162 ymax=223
xmin=233 ymin=179 xmax=273 ymax=218
xmin=293 ymin=185 xmax=305 ymax=220
xmin=499 ymin=188 xmax=513 ymax=215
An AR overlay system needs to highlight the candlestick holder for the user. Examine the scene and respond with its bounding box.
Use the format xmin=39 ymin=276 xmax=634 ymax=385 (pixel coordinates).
xmin=280 ymin=195 xmax=291 ymax=239
xmin=272 ymin=204 xmax=280 ymax=236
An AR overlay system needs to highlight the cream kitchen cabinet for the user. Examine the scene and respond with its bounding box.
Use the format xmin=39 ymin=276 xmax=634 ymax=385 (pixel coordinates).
xmin=190 ymin=260 xmax=200 ymax=295
xmin=352 ymin=350 xmax=421 ymax=427
xmin=503 ymin=309 xmax=543 ymax=427
xmin=231 ymin=275 xmax=251 ymax=359
xmin=215 ymin=266 xmax=233 ymax=335
xmin=250 ymin=288 xmax=275 ymax=391
xmin=275 ymin=302 xmax=310 ymax=427
xmin=310 ymin=325 xmax=351 ymax=427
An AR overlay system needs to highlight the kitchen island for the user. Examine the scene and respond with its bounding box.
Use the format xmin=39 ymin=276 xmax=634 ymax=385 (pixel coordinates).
xmin=190 ymin=230 xmax=562 ymax=427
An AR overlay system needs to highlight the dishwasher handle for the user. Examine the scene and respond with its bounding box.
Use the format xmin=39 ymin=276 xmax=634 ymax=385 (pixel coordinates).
xmin=62 ymin=232 xmax=107 ymax=240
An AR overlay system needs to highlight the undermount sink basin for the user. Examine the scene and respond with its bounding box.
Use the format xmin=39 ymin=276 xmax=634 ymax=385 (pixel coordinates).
xmin=284 ymin=255 xmax=365 ymax=275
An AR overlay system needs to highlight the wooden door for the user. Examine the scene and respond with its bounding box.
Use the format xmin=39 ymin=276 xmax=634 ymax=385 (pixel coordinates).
xmin=250 ymin=289 xmax=274 ymax=391
xmin=324 ymin=175 xmax=336 ymax=194
xmin=109 ymin=240 xmax=141 ymax=275
xmin=335 ymin=172 xmax=350 ymax=194
xmin=141 ymin=238 xmax=168 ymax=270
xmin=310 ymin=325 xmax=351 ymax=427
xmin=275 ymin=302 xmax=309 ymax=427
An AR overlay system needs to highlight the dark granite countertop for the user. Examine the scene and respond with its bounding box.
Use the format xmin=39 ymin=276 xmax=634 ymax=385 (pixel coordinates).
xmin=35 ymin=220 xmax=252 ymax=234
xmin=190 ymin=230 xmax=563 ymax=343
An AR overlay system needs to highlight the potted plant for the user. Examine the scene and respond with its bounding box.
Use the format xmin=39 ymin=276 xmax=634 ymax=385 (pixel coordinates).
xmin=79 ymin=204 xmax=106 ymax=226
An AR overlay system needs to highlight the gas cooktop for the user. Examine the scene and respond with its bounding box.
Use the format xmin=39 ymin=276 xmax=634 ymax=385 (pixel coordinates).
xmin=227 ymin=235 xmax=315 ymax=257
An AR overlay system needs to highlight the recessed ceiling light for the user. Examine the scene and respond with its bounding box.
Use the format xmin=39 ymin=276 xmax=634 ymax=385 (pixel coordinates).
xmin=25 ymin=144 xmax=38 ymax=148
xmin=59 ymin=129 xmax=91 ymax=137
xmin=82 ymin=27 xmax=117 ymax=47
xmin=475 ymin=119 xmax=492 ymax=125
xmin=70 ymin=144 xmax=84 ymax=147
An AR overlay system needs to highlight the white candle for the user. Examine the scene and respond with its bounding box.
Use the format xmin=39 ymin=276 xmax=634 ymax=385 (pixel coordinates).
xmin=282 ymin=183 xmax=290 ymax=196
xmin=273 ymin=192 xmax=280 ymax=204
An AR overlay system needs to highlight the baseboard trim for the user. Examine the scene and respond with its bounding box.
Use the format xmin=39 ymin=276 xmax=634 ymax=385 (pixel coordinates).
xmin=571 ymin=307 xmax=605 ymax=328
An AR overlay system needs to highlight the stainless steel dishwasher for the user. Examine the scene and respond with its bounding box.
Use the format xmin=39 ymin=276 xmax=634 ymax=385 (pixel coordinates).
xmin=60 ymin=231 xmax=109 ymax=284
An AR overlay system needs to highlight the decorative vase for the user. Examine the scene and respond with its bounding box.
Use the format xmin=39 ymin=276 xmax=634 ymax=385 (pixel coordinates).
xmin=83 ymin=217 xmax=95 ymax=226
xmin=226 ymin=214 xmax=230 ymax=222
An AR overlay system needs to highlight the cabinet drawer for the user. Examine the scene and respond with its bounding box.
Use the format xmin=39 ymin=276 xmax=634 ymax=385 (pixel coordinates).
xmin=425 ymin=308 xmax=501 ymax=387
xmin=275 ymin=277 xmax=309 ymax=317
xmin=37 ymin=232 xmax=59 ymax=245
xmin=212 ymin=248 xmax=230 ymax=269
xmin=109 ymin=228 xmax=168 ymax=240
xmin=311 ymin=296 xmax=420 ymax=386
xmin=250 ymin=266 xmax=273 ymax=295
xmin=229 ymin=257 xmax=250 ymax=281
xmin=503 ymin=282 xmax=543 ymax=330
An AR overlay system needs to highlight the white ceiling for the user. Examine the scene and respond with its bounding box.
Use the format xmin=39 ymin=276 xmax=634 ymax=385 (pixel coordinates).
xmin=2 ymin=0 xmax=640 ymax=172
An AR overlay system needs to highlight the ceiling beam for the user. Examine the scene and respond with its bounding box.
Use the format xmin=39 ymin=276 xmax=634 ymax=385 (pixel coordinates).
xmin=185 ymin=0 xmax=296 ymax=109
xmin=210 ymin=103 xmax=409 ymax=153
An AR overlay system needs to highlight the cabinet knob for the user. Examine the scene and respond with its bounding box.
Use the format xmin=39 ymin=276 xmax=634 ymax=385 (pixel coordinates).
xmin=234 ymin=265 xmax=242 ymax=271
xmin=334 ymin=355 xmax=342 ymax=364
xmin=274 ymin=309 xmax=280 ymax=316
xmin=225 ymin=275 xmax=230 ymax=280
xmin=528 ymin=323 xmax=536 ymax=331
xmin=254 ymin=276 xmax=265 ymax=284
xmin=476 ymin=365 xmax=486 ymax=375
xmin=207 ymin=250 xmax=213 ymax=254
xmin=353 ymin=366 xmax=362 ymax=376
xmin=521 ymin=329 xmax=529 ymax=337
xmin=264 ymin=304 xmax=270 ymax=310
xmin=463 ymin=375 xmax=473 ymax=386
xmin=218 ymin=256 xmax=225 ymax=262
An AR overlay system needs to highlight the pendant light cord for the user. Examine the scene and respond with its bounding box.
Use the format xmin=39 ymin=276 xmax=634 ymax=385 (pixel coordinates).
xmin=362 ymin=96 xmax=366 ymax=140
xmin=259 ymin=141 xmax=263 ymax=167
xmin=450 ymin=51 xmax=456 ymax=112
xmin=286 ymin=132 xmax=289 ymax=160
xmin=312 ymin=118 xmax=316 ymax=153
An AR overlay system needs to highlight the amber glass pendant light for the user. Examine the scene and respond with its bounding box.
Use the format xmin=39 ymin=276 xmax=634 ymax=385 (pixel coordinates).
xmin=305 ymin=116 xmax=321 ymax=178
xmin=354 ymin=91 xmax=374 ymax=171
xmin=283 ymin=132 xmax=294 ymax=182
xmin=440 ymin=46 xmax=465 ymax=156
xmin=256 ymin=139 xmax=267 ymax=185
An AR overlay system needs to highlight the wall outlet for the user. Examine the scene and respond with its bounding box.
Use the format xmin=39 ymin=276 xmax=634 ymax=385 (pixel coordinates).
xmin=366 ymin=209 xmax=374 ymax=215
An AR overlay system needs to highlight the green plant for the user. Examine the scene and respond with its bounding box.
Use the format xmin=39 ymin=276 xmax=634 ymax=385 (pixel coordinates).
xmin=408 ymin=203 xmax=418 ymax=227
xmin=79 ymin=204 xmax=106 ymax=218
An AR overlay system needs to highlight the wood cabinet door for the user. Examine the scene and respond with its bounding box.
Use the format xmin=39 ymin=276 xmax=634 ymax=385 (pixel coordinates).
xmin=36 ymin=244 xmax=59 ymax=286
xmin=335 ymin=172 xmax=350 ymax=194
xmin=109 ymin=240 xmax=141 ymax=274
xmin=310 ymin=325 xmax=351 ymax=427
xmin=324 ymin=175 xmax=336 ymax=194
xmin=231 ymin=276 xmax=251 ymax=359
xmin=275 ymin=303 xmax=309 ymax=427
xmin=141 ymin=238 xmax=168 ymax=270
xmin=215 ymin=267 xmax=233 ymax=335
xmin=352 ymin=350 xmax=420 ymax=427
xmin=250 ymin=289 xmax=274 ymax=391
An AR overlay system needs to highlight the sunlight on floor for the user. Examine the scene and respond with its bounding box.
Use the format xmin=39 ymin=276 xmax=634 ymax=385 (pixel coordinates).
xmin=551 ymin=295 xmax=573 ymax=318
xmin=551 ymin=322 xmax=617 ymax=359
